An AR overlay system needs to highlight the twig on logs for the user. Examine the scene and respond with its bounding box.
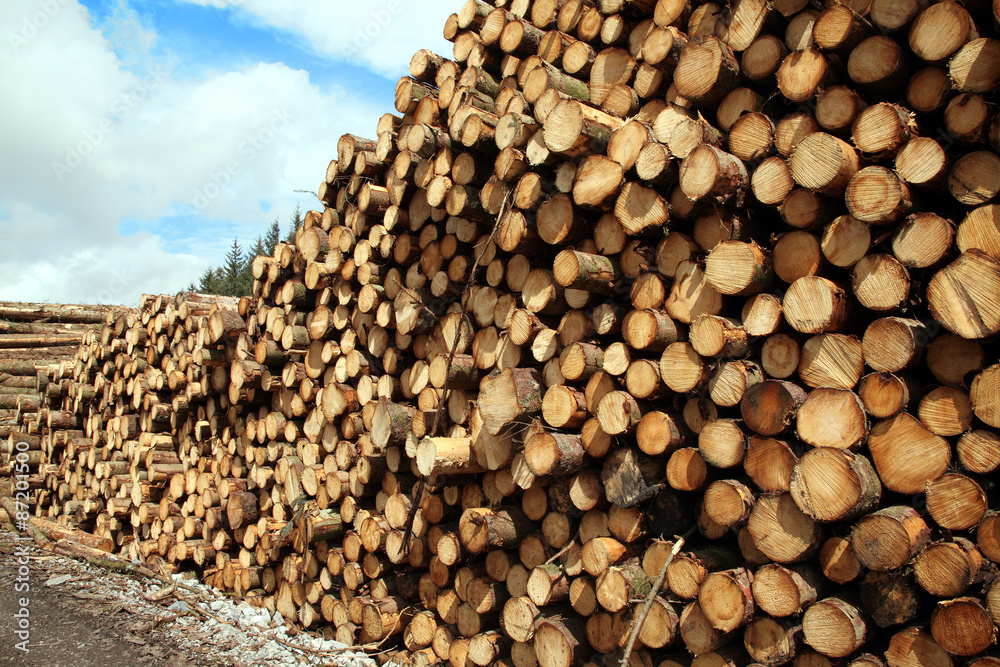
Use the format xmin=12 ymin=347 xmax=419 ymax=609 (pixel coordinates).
xmin=401 ymin=192 xmax=512 ymax=554
xmin=619 ymin=531 xmax=690 ymax=667
xmin=429 ymin=190 xmax=512 ymax=439
xmin=545 ymin=532 xmax=581 ymax=565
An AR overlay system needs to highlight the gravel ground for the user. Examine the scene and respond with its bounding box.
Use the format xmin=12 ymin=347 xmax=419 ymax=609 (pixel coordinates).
xmin=0 ymin=528 xmax=382 ymax=667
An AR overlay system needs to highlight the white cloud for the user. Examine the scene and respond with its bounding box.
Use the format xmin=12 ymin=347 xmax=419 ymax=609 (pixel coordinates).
xmin=0 ymin=0 xmax=395 ymax=304
xmin=174 ymin=0 xmax=458 ymax=78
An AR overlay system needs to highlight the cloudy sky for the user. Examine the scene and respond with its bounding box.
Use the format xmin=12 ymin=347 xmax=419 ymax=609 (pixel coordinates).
xmin=0 ymin=0 xmax=455 ymax=305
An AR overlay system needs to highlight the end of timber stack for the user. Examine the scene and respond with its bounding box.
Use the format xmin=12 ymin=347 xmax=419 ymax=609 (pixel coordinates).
xmin=5 ymin=0 xmax=1000 ymax=665
xmin=0 ymin=301 xmax=111 ymax=440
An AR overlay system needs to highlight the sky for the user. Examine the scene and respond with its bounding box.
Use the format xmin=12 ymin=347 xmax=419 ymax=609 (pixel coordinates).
xmin=0 ymin=0 xmax=456 ymax=305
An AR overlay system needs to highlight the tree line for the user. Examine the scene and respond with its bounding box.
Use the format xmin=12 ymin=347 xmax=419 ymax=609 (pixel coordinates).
xmin=188 ymin=206 xmax=304 ymax=297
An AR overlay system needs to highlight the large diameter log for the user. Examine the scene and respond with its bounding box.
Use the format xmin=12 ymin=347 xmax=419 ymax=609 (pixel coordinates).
xmin=705 ymin=241 xmax=773 ymax=297
xmin=459 ymin=507 xmax=534 ymax=553
xmin=544 ymin=99 xmax=621 ymax=157
xmin=740 ymin=380 xmax=807 ymax=436
xmin=925 ymin=473 xmax=987 ymax=530
xmin=868 ymin=412 xmax=951 ymax=495
xmin=572 ymin=154 xmax=624 ymax=210
xmin=207 ymin=306 xmax=246 ymax=343
xmin=956 ymin=204 xmax=1000 ymax=260
xmin=788 ymin=133 xmax=859 ymax=196
xmin=802 ymin=597 xmax=868 ymax=658
xmin=930 ymin=597 xmax=996 ymax=656
xmin=927 ymin=250 xmax=1000 ymax=339
xmin=862 ymin=317 xmax=929 ymax=373
xmin=782 ymin=277 xmax=848 ymax=334
xmin=596 ymin=563 xmax=648 ymax=612
xmin=639 ymin=596 xmax=680 ymax=649
xmin=885 ymin=627 xmax=954 ymax=667
xmin=478 ymin=367 xmax=544 ymax=435
xmin=680 ymin=601 xmax=735 ymax=655
xmin=665 ymin=260 xmax=724 ymax=324
xmin=703 ymin=479 xmax=755 ymax=528
xmin=948 ymin=151 xmax=1000 ymax=207
xmin=789 ymin=449 xmax=881 ymax=522
xmin=847 ymin=36 xmax=908 ymax=93
xmin=553 ymin=250 xmax=621 ymax=294
xmin=744 ymin=436 xmax=797 ymax=493
xmin=746 ymin=493 xmax=820 ymax=564
xmin=698 ymin=567 xmax=755 ymax=632
xmin=948 ymin=38 xmax=1000 ymax=93
xmin=372 ymin=397 xmax=416 ymax=449
xmin=533 ymin=617 xmax=588 ymax=667
xmin=798 ymin=333 xmax=864 ymax=391
xmin=851 ymin=506 xmax=930 ymax=571
xmin=615 ymin=181 xmax=670 ymax=235
xmin=752 ymin=563 xmax=819 ymax=617
xmin=860 ymin=570 xmax=920 ymax=629
xmin=596 ymin=390 xmax=642 ymax=435
xmin=908 ymin=2 xmax=977 ymax=62
xmin=777 ymin=47 xmax=830 ymax=102
xmin=744 ymin=616 xmax=802 ymax=667
xmin=524 ymin=432 xmax=585 ymax=477
xmin=845 ymin=168 xmax=912 ymax=226
xmin=319 ymin=382 xmax=359 ymax=423
xmin=502 ymin=596 xmax=540 ymax=643
xmin=226 ymin=490 xmax=261 ymax=529
xmin=674 ymin=36 xmax=740 ymax=105
xmin=971 ymin=364 xmax=1000 ymax=428
xmin=795 ymin=388 xmax=868 ymax=449
xmin=679 ymin=145 xmax=749 ymax=203
xmin=913 ymin=538 xmax=984 ymax=598
xmin=601 ymin=447 xmax=662 ymax=508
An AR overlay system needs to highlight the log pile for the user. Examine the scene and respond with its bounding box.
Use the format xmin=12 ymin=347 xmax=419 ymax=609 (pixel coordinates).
xmin=0 ymin=301 xmax=108 ymax=441
xmin=4 ymin=0 xmax=1000 ymax=666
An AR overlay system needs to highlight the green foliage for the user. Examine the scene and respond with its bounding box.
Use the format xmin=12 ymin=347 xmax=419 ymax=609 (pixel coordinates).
xmin=264 ymin=218 xmax=280 ymax=256
xmin=194 ymin=207 xmax=302 ymax=297
xmin=284 ymin=204 xmax=303 ymax=243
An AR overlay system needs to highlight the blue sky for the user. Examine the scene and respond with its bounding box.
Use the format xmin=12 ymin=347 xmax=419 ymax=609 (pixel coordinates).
xmin=82 ymin=0 xmax=396 ymax=99
xmin=0 ymin=0 xmax=455 ymax=303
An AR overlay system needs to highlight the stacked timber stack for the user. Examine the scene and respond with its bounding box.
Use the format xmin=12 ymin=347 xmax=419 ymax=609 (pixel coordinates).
xmin=17 ymin=293 xmax=251 ymax=549
xmin=0 ymin=301 xmax=109 ymax=495
xmin=5 ymin=0 xmax=1000 ymax=666
xmin=0 ymin=301 xmax=107 ymax=435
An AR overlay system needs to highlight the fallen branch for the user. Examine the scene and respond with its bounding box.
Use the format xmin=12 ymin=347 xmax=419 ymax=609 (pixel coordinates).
xmin=0 ymin=496 xmax=53 ymax=549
